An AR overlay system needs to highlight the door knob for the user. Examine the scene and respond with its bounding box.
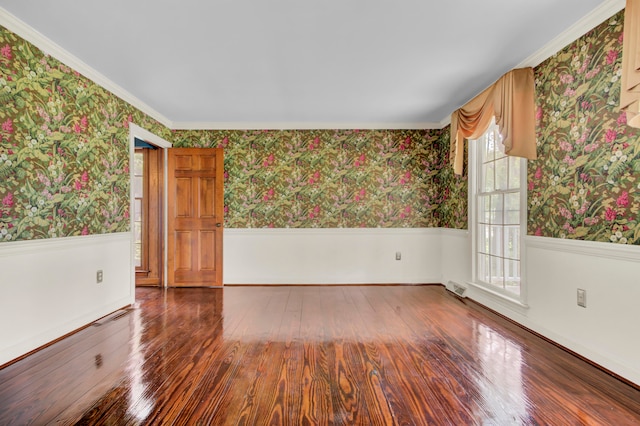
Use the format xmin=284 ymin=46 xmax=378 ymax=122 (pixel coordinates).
xmin=216 ymin=223 xmax=222 ymax=227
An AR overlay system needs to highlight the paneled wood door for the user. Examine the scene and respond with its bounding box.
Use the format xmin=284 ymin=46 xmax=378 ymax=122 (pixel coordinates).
xmin=167 ymin=148 xmax=223 ymax=287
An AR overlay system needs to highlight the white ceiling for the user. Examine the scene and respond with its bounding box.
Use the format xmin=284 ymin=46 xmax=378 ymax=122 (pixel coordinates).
xmin=0 ymin=0 xmax=623 ymax=128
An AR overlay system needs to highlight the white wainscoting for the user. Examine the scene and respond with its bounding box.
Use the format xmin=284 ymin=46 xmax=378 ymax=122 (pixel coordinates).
xmin=3 ymin=228 xmax=638 ymax=386
xmin=441 ymin=230 xmax=640 ymax=386
xmin=440 ymin=228 xmax=472 ymax=287
xmin=524 ymin=236 xmax=640 ymax=386
xmin=0 ymin=232 xmax=133 ymax=366
xmin=223 ymin=228 xmax=444 ymax=284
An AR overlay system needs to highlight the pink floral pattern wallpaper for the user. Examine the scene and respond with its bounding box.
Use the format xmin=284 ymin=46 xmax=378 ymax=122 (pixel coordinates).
xmin=0 ymin=24 xmax=466 ymax=241
xmin=531 ymin=11 xmax=640 ymax=244
xmin=170 ymin=128 xmax=467 ymax=228
xmin=0 ymin=26 xmax=170 ymax=242
xmin=4 ymin=8 xmax=637 ymax=244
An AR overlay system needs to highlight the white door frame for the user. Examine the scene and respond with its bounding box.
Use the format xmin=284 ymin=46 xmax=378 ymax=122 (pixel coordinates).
xmin=128 ymin=123 xmax=172 ymax=288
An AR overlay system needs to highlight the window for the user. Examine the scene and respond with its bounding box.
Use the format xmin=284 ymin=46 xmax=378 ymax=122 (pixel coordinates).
xmin=133 ymin=146 xmax=163 ymax=286
xmin=133 ymin=149 xmax=147 ymax=270
xmin=472 ymin=119 xmax=526 ymax=300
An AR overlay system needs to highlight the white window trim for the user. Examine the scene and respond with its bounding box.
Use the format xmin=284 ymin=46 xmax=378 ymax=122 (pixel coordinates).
xmin=468 ymin=125 xmax=529 ymax=309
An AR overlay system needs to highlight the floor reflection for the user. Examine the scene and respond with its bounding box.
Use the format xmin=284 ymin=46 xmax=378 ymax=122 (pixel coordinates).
xmin=123 ymin=288 xmax=225 ymax=424
xmin=127 ymin=305 xmax=153 ymax=423
xmin=473 ymin=321 xmax=528 ymax=423
xmin=0 ymin=307 xmax=136 ymax=424
xmin=2 ymin=286 xmax=638 ymax=425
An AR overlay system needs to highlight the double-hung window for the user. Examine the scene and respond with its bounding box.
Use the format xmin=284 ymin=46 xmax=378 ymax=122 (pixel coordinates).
xmin=472 ymin=119 xmax=526 ymax=302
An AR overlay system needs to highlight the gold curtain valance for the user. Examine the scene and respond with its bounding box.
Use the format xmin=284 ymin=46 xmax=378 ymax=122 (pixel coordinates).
xmin=449 ymin=67 xmax=537 ymax=175
xmin=621 ymin=0 xmax=640 ymax=127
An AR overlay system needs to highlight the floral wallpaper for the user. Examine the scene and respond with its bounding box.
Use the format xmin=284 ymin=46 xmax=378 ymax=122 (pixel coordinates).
xmin=530 ymin=11 xmax=640 ymax=244
xmin=170 ymin=128 xmax=467 ymax=229
xmin=4 ymin=8 xmax=638 ymax=244
xmin=0 ymin=8 xmax=640 ymax=244
xmin=0 ymin=26 xmax=170 ymax=242
xmin=0 ymin=24 xmax=466 ymax=242
xmin=436 ymin=131 xmax=468 ymax=230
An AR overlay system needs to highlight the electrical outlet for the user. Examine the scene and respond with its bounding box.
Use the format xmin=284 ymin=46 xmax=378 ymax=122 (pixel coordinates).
xmin=577 ymin=288 xmax=586 ymax=308
xmin=96 ymin=270 xmax=103 ymax=284
xmin=395 ymin=252 xmax=401 ymax=261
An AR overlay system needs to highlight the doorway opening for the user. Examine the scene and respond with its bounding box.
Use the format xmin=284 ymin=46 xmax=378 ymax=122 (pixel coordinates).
xmin=127 ymin=124 xmax=224 ymax=291
xmin=134 ymin=142 xmax=163 ymax=286
xmin=128 ymin=124 xmax=173 ymax=291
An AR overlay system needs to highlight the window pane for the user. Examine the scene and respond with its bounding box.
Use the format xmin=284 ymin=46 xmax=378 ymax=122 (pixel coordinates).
xmin=505 ymin=260 xmax=521 ymax=295
xmin=478 ymin=195 xmax=491 ymax=224
xmin=493 ymin=128 xmax=506 ymax=159
xmin=478 ymin=254 xmax=491 ymax=283
xmin=482 ymin=160 xmax=495 ymax=193
xmin=495 ymin=157 xmax=508 ymax=191
xmin=505 ymin=193 xmax=520 ymax=225
xmin=490 ymin=226 xmax=503 ymax=257
xmin=490 ymin=194 xmax=504 ymax=224
xmin=478 ymin=254 xmax=491 ymax=284
xmin=504 ymin=226 xmax=520 ymax=260
xmin=477 ymin=224 xmax=489 ymax=254
xmin=490 ymin=226 xmax=504 ymax=256
xmin=134 ymin=199 xmax=142 ymax=222
xmin=509 ymin=156 xmax=521 ymax=190
xmin=135 ymin=243 xmax=142 ymax=267
xmin=490 ymin=256 xmax=504 ymax=287
xmin=134 ymin=221 xmax=142 ymax=241
xmin=484 ymin=135 xmax=494 ymax=163
xmin=134 ymin=176 xmax=143 ymax=198
xmin=477 ymin=140 xmax=486 ymax=165
xmin=134 ymin=152 xmax=144 ymax=175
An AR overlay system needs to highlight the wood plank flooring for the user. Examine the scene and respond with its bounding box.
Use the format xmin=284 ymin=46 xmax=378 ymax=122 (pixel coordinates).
xmin=1 ymin=285 xmax=639 ymax=425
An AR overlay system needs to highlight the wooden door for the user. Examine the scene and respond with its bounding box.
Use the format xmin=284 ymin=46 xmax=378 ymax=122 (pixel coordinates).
xmin=167 ymin=148 xmax=224 ymax=287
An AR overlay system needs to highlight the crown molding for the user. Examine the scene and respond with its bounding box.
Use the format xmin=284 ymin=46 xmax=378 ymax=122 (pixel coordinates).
xmin=0 ymin=7 xmax=173 ymax=129
xmin=439 ymin=116 xmax=452 ymax=129
xmin=171 ymin=121 xmax=444 ymax=130
xmin=517 ymin=0 xmax=626 ymax=68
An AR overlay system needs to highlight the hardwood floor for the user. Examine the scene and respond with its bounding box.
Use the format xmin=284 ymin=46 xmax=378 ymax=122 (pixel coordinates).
xmin=1 ymin=285 xmax=639 ymax=425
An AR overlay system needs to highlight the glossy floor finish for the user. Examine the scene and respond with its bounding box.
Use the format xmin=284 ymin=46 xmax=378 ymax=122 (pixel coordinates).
xmin=1 ymin=286 xmax=639 ymax=425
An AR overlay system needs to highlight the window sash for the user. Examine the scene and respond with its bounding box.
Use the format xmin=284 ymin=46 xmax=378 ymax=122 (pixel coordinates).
xmin=473 ymin=121 xmax=524 ymax=298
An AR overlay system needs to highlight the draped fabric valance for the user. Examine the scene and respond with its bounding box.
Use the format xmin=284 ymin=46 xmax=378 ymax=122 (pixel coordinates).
xmin=449 ymin=68 xmax=537 ymax=175
xmin=621 ymin=0 xmax=640 ymax=128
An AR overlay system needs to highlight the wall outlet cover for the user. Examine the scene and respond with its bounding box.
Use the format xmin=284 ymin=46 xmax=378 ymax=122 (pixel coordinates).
xmin=577 ymin=288 xmax=586 ymax=308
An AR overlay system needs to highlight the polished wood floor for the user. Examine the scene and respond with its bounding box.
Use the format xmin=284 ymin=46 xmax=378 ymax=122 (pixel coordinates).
xmin=1 ymin=285 xmax=639 ymax=425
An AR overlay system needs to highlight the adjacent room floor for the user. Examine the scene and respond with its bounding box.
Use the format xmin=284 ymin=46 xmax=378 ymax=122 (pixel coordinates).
xmin=1 ymin=285 xmax=639 ymax=425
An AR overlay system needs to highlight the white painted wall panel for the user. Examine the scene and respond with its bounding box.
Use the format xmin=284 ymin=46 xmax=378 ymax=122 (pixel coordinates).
xmin=0 ymin=233 xmax=133 ymax=366
xmin=440 ymin=228 xmax=471 ymax=286
xmin=524 ymin=237 xmax=640 ymax=386
xmin=223 ymin=228 xmax=443 ymax=284
xmin=3 ymin=228 xmax=638 ymax=386
xmin=441 ymin=230 xmax=640 ymax=386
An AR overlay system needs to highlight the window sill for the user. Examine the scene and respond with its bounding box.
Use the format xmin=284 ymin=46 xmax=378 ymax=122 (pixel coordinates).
xmin=466 ymin=281 xmax=530 ymax=315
